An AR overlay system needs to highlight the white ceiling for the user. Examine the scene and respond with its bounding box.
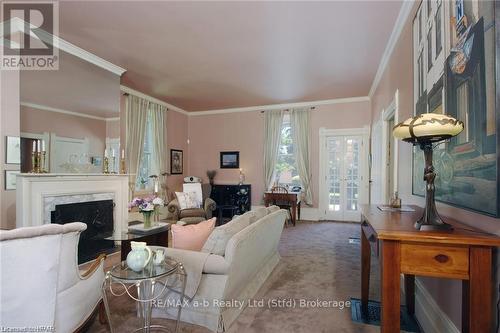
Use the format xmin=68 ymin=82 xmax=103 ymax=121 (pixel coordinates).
xmin=57 ymin=1 xmax=403 ymax=111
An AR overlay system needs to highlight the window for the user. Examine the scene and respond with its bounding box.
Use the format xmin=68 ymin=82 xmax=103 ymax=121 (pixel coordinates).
xmin=435 ymin=2 xmax=442 ymax=57
xmin=135 ymin=114 xmax=157 ymax=190
xmin=273 ymin=114 xmax=300 ymax=188
xmin=427 ymin=29 xmax=433 ymax=71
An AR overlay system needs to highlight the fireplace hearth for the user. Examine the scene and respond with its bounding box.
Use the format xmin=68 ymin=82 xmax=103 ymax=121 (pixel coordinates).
xmin=51 ymin=199 xmax=115 ymax=264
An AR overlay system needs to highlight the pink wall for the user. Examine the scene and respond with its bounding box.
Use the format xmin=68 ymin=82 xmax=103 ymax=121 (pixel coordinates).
xmin=167 ymin=110 xmax=189 ymax=193
xmin=370 ymin=2 xmax=499 ymax=329
xmin=0 ymin=69 xmax=20 ymax=229
xmin=188 ymin=100 xmax=371 ymax=208
xmin=106 ymin=119 xmax=120 ymax=139
xmin=20 ymin=106 xmax=107 ymax=157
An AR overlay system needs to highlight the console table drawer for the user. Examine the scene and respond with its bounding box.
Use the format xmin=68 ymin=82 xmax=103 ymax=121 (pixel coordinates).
xmin=400 ymin=243 xmax=469 ymax=279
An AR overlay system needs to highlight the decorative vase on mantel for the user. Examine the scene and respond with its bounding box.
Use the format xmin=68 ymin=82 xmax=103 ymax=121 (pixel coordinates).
xmin=142 ymin=211 xmax=153 ymax=229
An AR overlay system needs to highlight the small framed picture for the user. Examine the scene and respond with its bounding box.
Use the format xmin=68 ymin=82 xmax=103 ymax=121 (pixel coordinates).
xmin=5 ymin=136 xmax=20 ymax=164
xmin=5 ymin=170 xmax=20 ymax=190
xmin=220 ymin=151 xmax=239 ymax=169
xmin=170 ymin=149 xmax=183 ymax=175
xmin=91 ymin=156 xmax=102 ymax=166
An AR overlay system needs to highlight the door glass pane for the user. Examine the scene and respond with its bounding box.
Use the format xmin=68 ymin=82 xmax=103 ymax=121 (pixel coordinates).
xmin=345 ymin=137 xmax=360 ymax=211
xmin=327 ymin=137 xmax=341 ymax=212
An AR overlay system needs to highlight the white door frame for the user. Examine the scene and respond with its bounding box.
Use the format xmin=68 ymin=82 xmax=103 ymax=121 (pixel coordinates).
xmin=380 ymin=90 xmax=399 ymax=203
xmin=318 ymin=126 xmax=370 ymax=221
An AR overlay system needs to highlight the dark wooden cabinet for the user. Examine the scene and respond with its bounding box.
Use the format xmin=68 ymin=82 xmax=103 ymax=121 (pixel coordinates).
xmin=210 ymin=184 xmax=251 ymax=216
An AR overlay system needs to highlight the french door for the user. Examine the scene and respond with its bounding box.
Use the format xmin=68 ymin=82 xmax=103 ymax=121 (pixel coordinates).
xmin=319 ymin=128 xmax=368 ymax=222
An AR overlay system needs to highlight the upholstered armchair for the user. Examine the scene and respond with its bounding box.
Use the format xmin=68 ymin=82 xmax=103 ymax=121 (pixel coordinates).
xmin=0 ymin=222 xmax=106 ymax=333
xmin=167 ymin=183 xmax=217 ymax=224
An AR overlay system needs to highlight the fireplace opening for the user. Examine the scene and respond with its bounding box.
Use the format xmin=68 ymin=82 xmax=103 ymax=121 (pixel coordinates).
xmin=51 ymin=199 xmax=115 ymax=264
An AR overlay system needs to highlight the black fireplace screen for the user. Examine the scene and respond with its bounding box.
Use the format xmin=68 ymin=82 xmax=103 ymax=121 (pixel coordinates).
xmin=51 ymin=199 xmax=115 ymax=264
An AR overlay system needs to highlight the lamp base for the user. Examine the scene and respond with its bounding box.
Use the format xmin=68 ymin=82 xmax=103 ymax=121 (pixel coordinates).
xmin=414 ymin=211 xmax=453 ymax=231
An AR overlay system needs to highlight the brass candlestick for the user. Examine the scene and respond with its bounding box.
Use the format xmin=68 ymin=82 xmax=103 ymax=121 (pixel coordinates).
xmin=31 ymin=152 xmax=43 ymax=173
xmin=111 ymin=156 xmax=117 ymax=174
xmin=120 ymin=158 xmax=126 ymax=174
xmin=103 ymin=156 xmax=110 ymax=174
xmin=40 ymin=151 xmax=47 ymax=173
xmin=31 ymin=151 xmax=37 ymax=173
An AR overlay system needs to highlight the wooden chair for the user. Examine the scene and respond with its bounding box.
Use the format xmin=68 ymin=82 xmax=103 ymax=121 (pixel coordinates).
xmin=270 ymin=186 xmax=293 ymax=226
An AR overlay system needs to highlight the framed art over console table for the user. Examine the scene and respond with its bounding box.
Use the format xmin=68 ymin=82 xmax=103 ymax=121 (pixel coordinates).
xmin=411 ymin=1 xmax=499 ymax=216
xmin=220 ymin=151 xmax=239 ymax=169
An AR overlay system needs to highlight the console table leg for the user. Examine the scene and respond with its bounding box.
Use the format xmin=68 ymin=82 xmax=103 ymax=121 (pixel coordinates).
xmin=361 ymin=225 xmax=371 ymax=316
xmin=381 ymin=240 xmax=400 ymax=333
xmin=404 ymin=274 xmax=415 ymax=315
xmin=467 ymin=246 xmax=492 ymax=333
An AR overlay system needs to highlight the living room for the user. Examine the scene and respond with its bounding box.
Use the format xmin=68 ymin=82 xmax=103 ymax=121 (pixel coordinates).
xmin=1 ymin=1 xmax=499 ymax=333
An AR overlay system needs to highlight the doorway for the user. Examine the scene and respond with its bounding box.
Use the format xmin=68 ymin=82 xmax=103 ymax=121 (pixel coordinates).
xmin=319 ymin=127 xmax=369 ymax=222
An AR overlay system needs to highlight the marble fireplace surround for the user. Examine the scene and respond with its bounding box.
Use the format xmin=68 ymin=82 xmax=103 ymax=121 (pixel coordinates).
xmin=16 ymin=174 xmax=129 ymax=236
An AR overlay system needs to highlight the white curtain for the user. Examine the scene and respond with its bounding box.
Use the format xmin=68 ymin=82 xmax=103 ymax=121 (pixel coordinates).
xmin=126 ymin=94 xmax=148 ymax=199
xmin=150 ymin=102 xmax=167 ymax=175
xmin=263 ymin=110 xmax=284 ymax=190
xmin=290 ymin=108 xmax=313 ymax=205
xmin=150 ymin=102 xmax=168 ymax=199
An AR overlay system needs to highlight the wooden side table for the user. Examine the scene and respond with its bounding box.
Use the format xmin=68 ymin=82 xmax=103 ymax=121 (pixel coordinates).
xmin=360 ymin=205 xmax=500 ymax=333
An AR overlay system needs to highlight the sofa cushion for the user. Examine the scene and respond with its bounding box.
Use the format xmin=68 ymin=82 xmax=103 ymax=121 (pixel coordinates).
xmin=203 ymin=254 xmax=229 ymax=274
xmin=171 ymin=218 xmax=216 ymax=251
xmin=201 ymin=214 xmax=251 ymax=256
xmin=267 ymin=205 xmax=281 ymax=214
xmin=179 ymin=208 xmax=206 ymax=218
xmin=251 ymin=207 xmax=268 ymax=223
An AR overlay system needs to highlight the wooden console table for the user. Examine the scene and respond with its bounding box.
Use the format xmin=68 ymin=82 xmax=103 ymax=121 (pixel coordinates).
xmin=360 ymin=205 xmax=500 ymax=333
xmin=263 ymin=191 xmax=301 ymax=225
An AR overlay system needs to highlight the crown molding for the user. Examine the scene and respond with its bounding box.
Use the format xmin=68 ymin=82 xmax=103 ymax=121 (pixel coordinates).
xmin=56 ymin=38 xmax=126 ymax=76
xmin=188 ymin=96 xmax=370 ymax=116
xmin=20 ymin=102 xmax=117 ymax=121
xmin=368 ymin=1 xmax=414 ymax=97
xmin=120 ymin=85 xmax=189 ymax=115
xmin=1 ymin=17 xmax=126 ymax=76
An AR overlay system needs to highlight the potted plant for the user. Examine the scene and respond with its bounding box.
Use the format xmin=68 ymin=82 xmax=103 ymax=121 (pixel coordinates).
xmin=207 ymin=170 xmax=217 ymax=186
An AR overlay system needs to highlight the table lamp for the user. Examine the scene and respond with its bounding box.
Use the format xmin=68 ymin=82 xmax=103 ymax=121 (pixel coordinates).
xmin=393 ymin=113 xmax=464 ymax=230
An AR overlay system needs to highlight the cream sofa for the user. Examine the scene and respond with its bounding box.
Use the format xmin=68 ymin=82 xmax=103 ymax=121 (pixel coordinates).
xmin=152 ymin=206 xmax=287 ymax=332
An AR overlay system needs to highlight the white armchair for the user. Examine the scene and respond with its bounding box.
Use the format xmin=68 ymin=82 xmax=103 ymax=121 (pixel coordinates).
xmin=0 ymin=222 xmax=106 ymax=333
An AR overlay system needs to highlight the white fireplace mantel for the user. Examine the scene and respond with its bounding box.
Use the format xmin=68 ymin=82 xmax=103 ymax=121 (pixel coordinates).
xmin=16 ymin=174 xmax=129 ymax=235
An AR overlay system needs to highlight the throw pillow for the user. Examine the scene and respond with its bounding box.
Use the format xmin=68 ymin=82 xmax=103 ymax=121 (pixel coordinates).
xmin=252 ymin=207 xmax=268 ymax=223
xmin=267 ymin=205 xmax=281 ymax=214
xmin=201 ymin=214 xmax=251 ymax=255
xmin=176 ymin=191 xmax=200 ymax=210
xmin=171 ymin=217 xmax=216 ymax=251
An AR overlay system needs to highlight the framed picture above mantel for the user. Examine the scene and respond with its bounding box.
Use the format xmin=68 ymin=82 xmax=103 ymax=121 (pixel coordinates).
xmin=411 ymin=0 xmax=499 ymax=217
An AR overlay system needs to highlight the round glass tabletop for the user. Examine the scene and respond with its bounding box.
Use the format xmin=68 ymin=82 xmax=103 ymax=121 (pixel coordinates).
xmin=109 ymin=256 xmax=179 ymax=280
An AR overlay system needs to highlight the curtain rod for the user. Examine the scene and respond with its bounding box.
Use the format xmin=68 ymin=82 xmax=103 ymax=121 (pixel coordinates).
xmin=260 ymin=106 xmax=315 ymax=114
xmin=122 ymin=92 xmax=169 ymax=111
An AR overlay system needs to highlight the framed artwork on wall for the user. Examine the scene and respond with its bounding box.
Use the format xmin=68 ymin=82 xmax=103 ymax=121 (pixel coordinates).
xmin=5 ymin=136 xmax=20 ymax=164
xmin=411 ymin=1 xmax=499 ymax=217
xmin=5 ymin=170 xmax=20 ymax=190
xmin=220 ymin=151 xmax=239 ymax=169
xmin=170 ymin=149 xmax=183 ymax=175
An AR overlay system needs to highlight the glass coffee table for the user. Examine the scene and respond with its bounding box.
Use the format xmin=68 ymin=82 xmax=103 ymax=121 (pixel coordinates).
xmin=102 ymin=257 xmax=186 ymax=333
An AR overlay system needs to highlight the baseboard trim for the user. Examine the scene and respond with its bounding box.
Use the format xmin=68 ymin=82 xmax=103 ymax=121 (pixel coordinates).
xmin=400 ymin=276 xmax=460 ymax=333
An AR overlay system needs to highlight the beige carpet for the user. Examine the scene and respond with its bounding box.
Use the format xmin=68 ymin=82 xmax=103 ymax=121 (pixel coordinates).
xmin=88 ymin=221 xmax=381 ymax=333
